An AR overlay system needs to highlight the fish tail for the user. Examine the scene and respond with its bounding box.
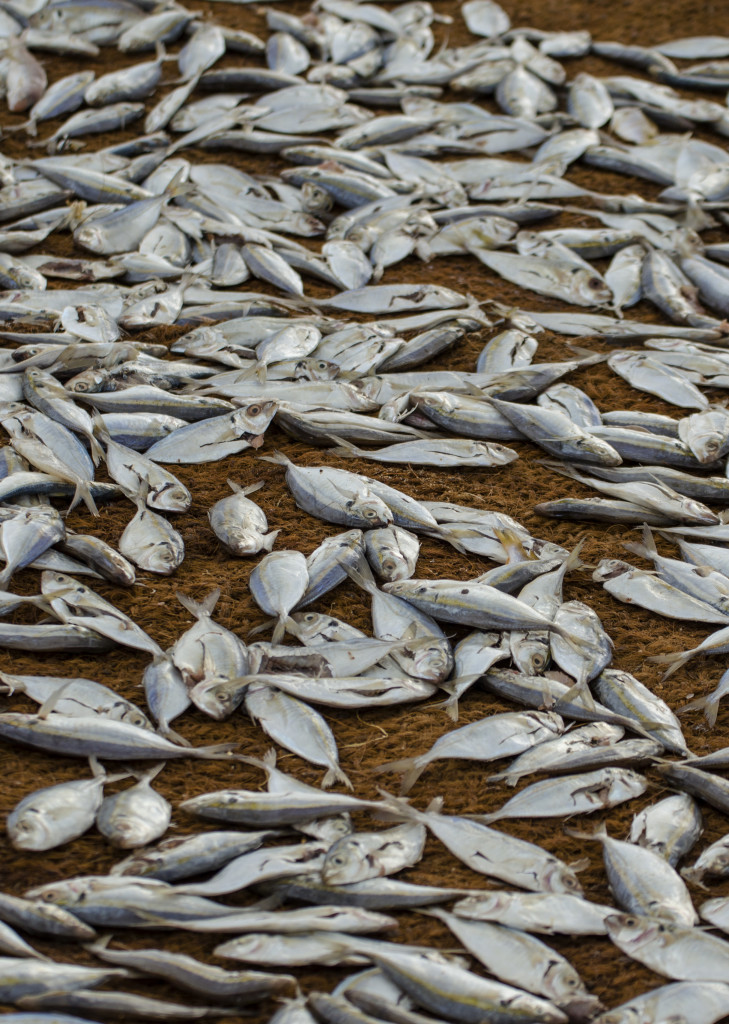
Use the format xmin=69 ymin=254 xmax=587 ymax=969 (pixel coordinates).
xmin=558 ymin=670 xmax=597 ymax=712
xmin=192 ymin=741 xmax=240 ymax=760
xmin=344 ymin=559 xmax=378 ymax=596
xmin=373 ymin=788 xmax=423 ymax=823
xmin=680 ymin=865 xmax=709 ymax=889
xmin=436 ymin=526 xmax=468 ymax=554
xmin=89 ymin=433 xmax=106 ymax=467
xmin=258 ymin=449 xmax=292 ymax=467
xmin=228 ymin=479 xmax=265 ymax=497
xmin=272 ymin=615 xmax=286 ymax=646
xmin=679 ymin=693 xmax=720 ymax=727
xmin=323 ymin=764 xmax=353 ymax=790
xmin=328 ymin=434 xmax=362 ymax=458
xmin=262 ymin=529 xmax=280 ymax=552
xmin=177 ymin=587 xmax=221 ymax=619
xmin=647 ymin=648 xmax=696 ymax=678
xmin=77 ymin=480 xmax=100 ymax=517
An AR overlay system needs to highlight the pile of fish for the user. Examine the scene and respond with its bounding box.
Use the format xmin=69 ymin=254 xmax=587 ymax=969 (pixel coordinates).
xmin=4 ymin=0 xmax=729 ymax=1019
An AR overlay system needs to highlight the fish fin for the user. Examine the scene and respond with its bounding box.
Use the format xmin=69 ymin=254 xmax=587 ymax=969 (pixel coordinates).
xmin=258 ymin=449 xmax=292 ymax=467
xmin=563 ymin=823 xmax=609 ymax=843
xmin=680 ymin=866 xmax=710 ymax=889
xmin=139 ymin=761 xmax=166 ymax=784
xmin=88 ymin=433 xmax=106 ymax=467
xmin=323 ymin=765 xmax=353 ymax=791
xmin=261 ymin=529 xmax=280 ymax=552
xmin=67 ymin=478 xmax=99 ymax=517
xmin=176 ymin=587 xmax=220 ymax=619
xmin=36 ymin=680 xmax=76 ymax=719
xmin=679 ymin=693 xmax=720 ymax=727
xmin=557 ymin=674 xmax=597 ymax=712
xmin=85 ymin=932 xmax=113 ymax=954
xmin=372 ymin=788 xmax=423 ymax=823
xmin=247 ymin=617 xmax=277 ymax=639
xmin=328 ymin=434 xmax=363 ymax=458
xmin=91 ymin=409 xmax=110 ymax=444
xmin=227 ymin=478 xmax=265 ymax=497
xmin=399 ymin=762 xmax=428 ymax=795
xmin=646 ymin=648 xmax=695 ymax=679
xmin=272 ymin=614 xmax=286 ymax=646
xmin=343 ymin=559 xmax=378 ymax=596
xmin=191 ymin=741 xmax=240 ymax=760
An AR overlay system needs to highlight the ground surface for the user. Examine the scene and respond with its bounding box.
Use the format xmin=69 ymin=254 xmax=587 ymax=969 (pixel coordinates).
xmin=2 ymin=0 xmax=729 ymax=1019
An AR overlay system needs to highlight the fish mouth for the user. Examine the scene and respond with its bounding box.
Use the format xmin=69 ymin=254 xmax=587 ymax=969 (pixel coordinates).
xmin=246 ymin=433 xmax=265 ymax=449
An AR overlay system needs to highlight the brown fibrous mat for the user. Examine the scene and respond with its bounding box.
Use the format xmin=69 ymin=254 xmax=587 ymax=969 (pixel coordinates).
xmin=1 ymin=0 xmax=728 ymax=1018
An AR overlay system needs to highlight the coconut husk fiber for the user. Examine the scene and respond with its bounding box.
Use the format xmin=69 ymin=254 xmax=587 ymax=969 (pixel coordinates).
xmin=1 ymin=0 xmax=729 ymax=1020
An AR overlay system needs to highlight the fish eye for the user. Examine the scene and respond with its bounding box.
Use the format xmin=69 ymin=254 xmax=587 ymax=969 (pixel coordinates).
xmin=589 ymin=278 xmax=603 ymax=289
xmin=331 ymin=855 xmax=344 ymax=865
xmin=247 ymin=405 xmax=261 ymax=416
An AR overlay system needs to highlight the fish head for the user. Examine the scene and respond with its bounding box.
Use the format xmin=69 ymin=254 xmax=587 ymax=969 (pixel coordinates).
xmin=150 ymin=482 xmax=192 ymax=513
xmin=74 ymin=224 xmax=106 ymax=254
xmin=7 ymin=807 xmax=57 ymax=851
xmin=321 ymin=837 xmax=366 ymax=885
xmin=604 ymin=912 xmax=671 ymax=950
xmin=591 ymin=558 xmax=632 ymax=582
xmin=570 ymin=433 xmax=622 ymax=466
xmin=297 ymin=358 xmax=340 ymax=381
xmin=102 ymin=813 xmax=155 ymax=849
xmin=66 ymin=369 xmax=109 ymax=394
xmin=398 ymin=638 xmax=453 ymax=684
xmin=540 ymin=859 xmax=584 ymax=896
xmin=235 ymin=400 xmax=278 ymax=434
xmin=190 ymin=677 xmax=246 ymax=720
xmin=556 ymin=991 xmax=604 ymax=1023
xmin=116 ymin=704 xmax=153 ymax=730
xmin=575 ymin=268 xmax=613 ymax=306
xmin=679 ymin=496 xmax=721 ymax=526
xmin=348 ymin=490 xmax=394 ymax=528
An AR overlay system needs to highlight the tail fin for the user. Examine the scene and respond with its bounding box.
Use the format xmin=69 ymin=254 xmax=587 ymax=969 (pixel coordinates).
xmin=258 ymin=449 xmax=293 ymax=468
xmin=328 ymin=434 xmax=364 ymax=459
xmin=177 ymin=587 xmax=221 ymax=620
xmin=322 ymin=764 xmax=353 ymax=791
xmin=227 ymin=479 xmax=265 ymax=497
xmin=647 ymin=647 xmax=697 ymax=679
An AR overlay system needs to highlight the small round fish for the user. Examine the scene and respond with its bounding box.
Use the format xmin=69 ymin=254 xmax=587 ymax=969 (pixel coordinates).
xmin=208 ymin=479 xmax=278 ymax=556
xmin=364 ymin=526 xmax=420 ymax=582
xmin=96 ymin=765 xmax=171 ymax=848
xmin=249 ymin=550 xmax=309 ymax=644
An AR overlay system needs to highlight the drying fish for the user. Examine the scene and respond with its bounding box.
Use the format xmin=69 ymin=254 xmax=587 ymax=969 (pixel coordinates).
xmin=119 ymin=491 xmax=185 ymax=575
xmin=364 ymin=527 xmax=420 ymax=582
xmin=7 ymin=758 xmax=122 ymax=851
xmin=426 ymin=909 xmax=601 ymax=1019
xmin=172 ymin=588 xmax=249 ymax=689
xmin=379 ymin=795 xmax=584 ymax=894
xmin=376 ymin=710 xmax=564 ymax=793
xmin=96 ymin=764 xmax=171 ymax=849
xmin=321 ymin=824 xmax=427 ymax=885
xmin=569 ymin=824 xmax=697 ymax=926
xmin=371 ymin=946 xmax=568 ymax=1024
xmin=245 ymin=682 xmax=351 ymax=789
xmin=209 ymin=480 xmax=278 ymax=556
xmin=478 ymin=768 xmax=648 ymax=823
xmin=605 ymin=913 xmax=729 ymax=982
xmin=629 ymin=793 xmax=703 ymax=867
xmin=250 ymin=550 xmax=309 ymax=644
